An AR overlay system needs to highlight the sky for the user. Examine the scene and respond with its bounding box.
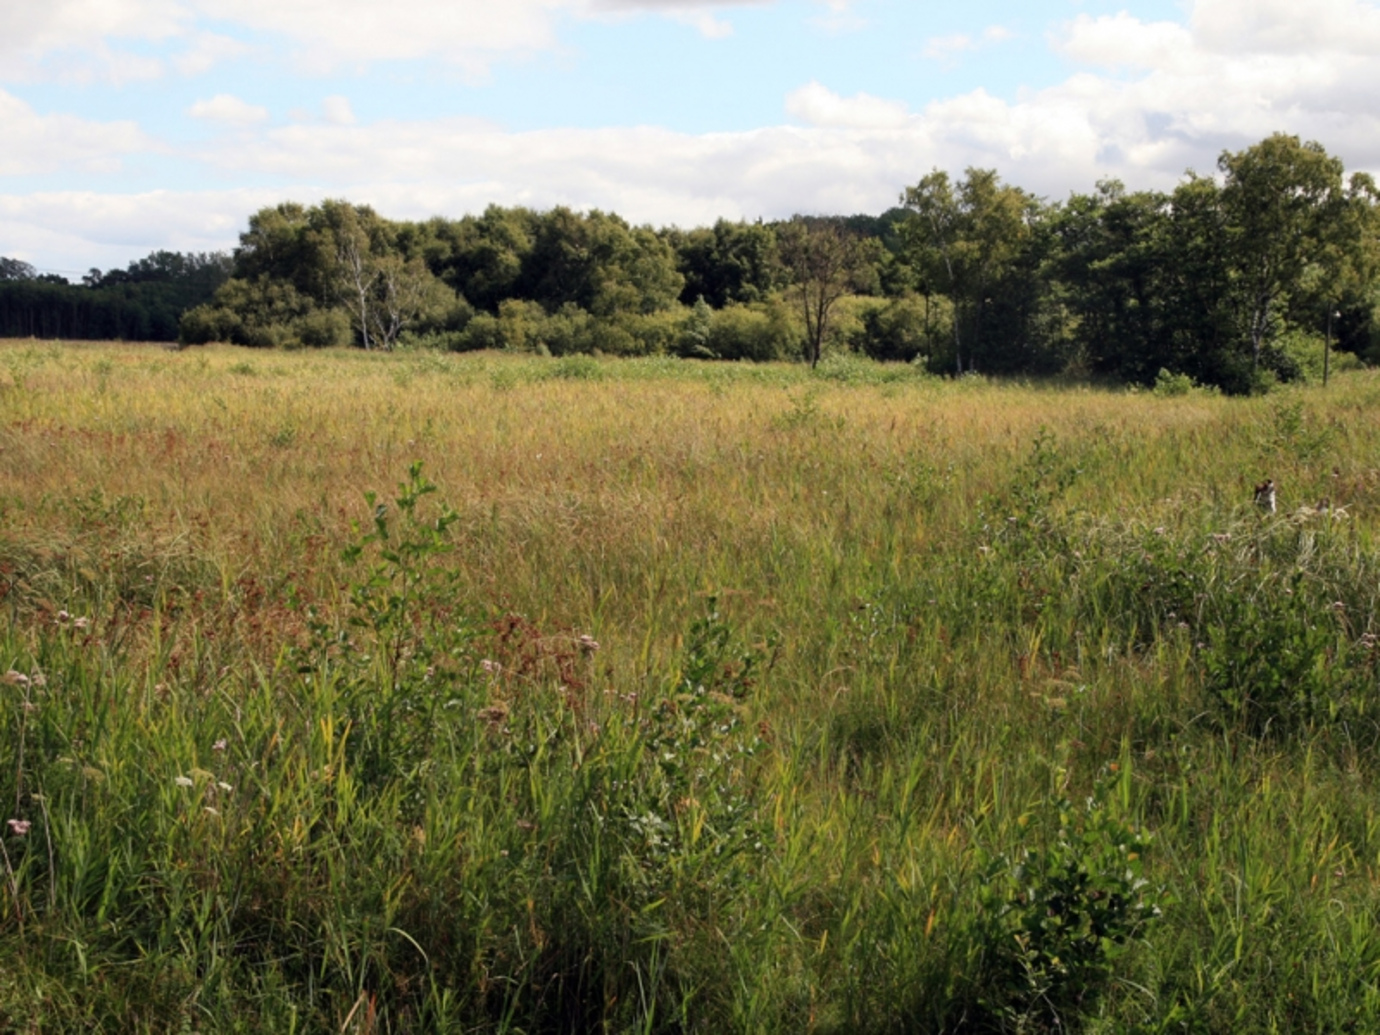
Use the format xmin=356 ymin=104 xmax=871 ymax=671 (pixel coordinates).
xmin=5 ymin=0 xmax=1380 ymax=275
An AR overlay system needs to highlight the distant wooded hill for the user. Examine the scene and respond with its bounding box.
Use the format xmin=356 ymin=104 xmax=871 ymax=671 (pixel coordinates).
xmin=4 ymin=133 xmax=1377 ymax=393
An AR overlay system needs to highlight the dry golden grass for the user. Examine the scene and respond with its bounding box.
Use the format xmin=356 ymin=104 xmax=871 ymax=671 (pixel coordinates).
xmin=5 ymin=340 xmax=1379 ymax=679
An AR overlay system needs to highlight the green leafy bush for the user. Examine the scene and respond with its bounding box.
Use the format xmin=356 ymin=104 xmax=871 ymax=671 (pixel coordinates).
xmin=1152 ymin=368 xmax=1196 ymax=397
xmin=975 ymin=781 xmax=1163 ymax=1031
xmin=1201 ymin=573 xmax=1366 ymax=736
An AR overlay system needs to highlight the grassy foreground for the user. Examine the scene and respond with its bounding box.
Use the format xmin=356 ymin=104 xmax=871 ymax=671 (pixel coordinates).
xmin=4 ymin=342 xmax=1380 ymax=1032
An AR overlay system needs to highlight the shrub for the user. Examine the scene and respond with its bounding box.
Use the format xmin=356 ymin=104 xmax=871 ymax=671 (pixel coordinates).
xmin=178 ymin=302 xmax=240 ymax=345
xmin=295 ymin=308 xmax=353 ymax=348
xmin=975 ymin=779 xmax=1163 ymax=1031
xmin=1201 ymin=573 xmax=1366 ymax=736
xmin=704 ymin=301 xmax=799 ymax=362
xmin=856 ymin=294 xmax=948 ymax=363
xmin=451 ymin=311 xmax=503 ymax=351
xmin=1152 ymin=367 xmax=1196 ymax=397
xmin=1269 ymin=328 xmax=1327 ymax=384
xmin=612 ymin=307 xmax=687 ymax=356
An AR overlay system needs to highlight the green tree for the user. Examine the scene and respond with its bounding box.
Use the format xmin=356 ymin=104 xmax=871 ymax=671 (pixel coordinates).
xmin=520 ymin=208 xmax=683 ymax=317
xmin=0 ymin=258 xmax=37 ymax=282
xmin=1219 ymin=134 xmax=1351 ymax=370
xmin=425 ymin=206 xmax=537 ymax=313
xmin=310 ymin=200 xmax=395 ymax=350
xmin=777 ymin=218 xmax=872 ymax=368
xmin=670 ymin=219 xmax=781 ymax=308
xmin=901 ymin=168 xmax=1033 ymax=373
xmin=1050 ymin=181 xmax=1175 ymax=382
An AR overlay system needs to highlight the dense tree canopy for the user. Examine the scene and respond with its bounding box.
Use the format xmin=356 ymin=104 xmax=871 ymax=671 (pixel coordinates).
xmin=4 ymin=133 xmax=1377 ymax=392
xmin=0 ymin=251 xmax=231 ymax=342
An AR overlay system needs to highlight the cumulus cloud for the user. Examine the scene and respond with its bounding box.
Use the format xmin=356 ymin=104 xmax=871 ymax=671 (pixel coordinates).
xmin=0 ymin=188 xmax=282 ymax=271
xmin=1190 ymin=0 xmax=1380 ymax=54
xmin=0 ymin=0 xmax=184 ymax=81
xmin=164 ymin=0 xmax=1380 ymax=216
xmin=786 ymin=82 xmax=912 ymax=129
xmin=0 ymin=89 xmax=151 ymax=175
xmin=9 ymin=0 xmax=1380 ymax=271
xmin=1043 ymin=0 xmax=1380 ymax=171
xmin=0 ymin=0 xmax=185 ymax=60
xmin=188 ymin=93 xmax=269 ymax=124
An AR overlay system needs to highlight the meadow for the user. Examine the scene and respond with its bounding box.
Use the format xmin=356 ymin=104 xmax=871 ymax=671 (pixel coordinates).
xmin=4 ymin=341 xmax=1380 ymax=1032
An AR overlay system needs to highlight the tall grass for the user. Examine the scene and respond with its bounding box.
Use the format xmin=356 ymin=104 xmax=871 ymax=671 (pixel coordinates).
xmin=4 ymin=342 xmax=1380 ymax=1030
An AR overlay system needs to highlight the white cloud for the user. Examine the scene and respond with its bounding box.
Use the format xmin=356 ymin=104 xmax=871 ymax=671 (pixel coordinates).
xmin=188 ymin=93 xmax=269 ymax=124
xmin=786 ymin=82 xmax=912 ymax=129
xmin=0 ymin=0 xmax=184 ymax=81
xmin=173 ymin=31 xmax=252 ymax=75
xmin=1056 ymin=12 xmax=1199 ymax=71
xmin=0 ymin=89 xmax=151 ymax=175
xmin=924 ymin=24 xmax=1013 ymax=64
xmin=1 ymin=0 xmax=783 ymax=80
xmin=193 ymin=0 xmax=564 ymax=74
xmin=0 ymin=0 xmax=185 ymax=59
xmin=9 ymin=0 xmax=1380 ymax=272
xmin=665 ymin=10 xmax=735 ymax=37
xmin=321 ymin=95 xmax=356 ymax=125
xmin=578 ymin=1 xmax=778 ymax=43
xmin=809 ymin=0 xmax=867 ymax=35
xmin=0 ymin=188 xmax=281 ymax=271
xmin=1190 ymin=0 xmax=1380 ymax=55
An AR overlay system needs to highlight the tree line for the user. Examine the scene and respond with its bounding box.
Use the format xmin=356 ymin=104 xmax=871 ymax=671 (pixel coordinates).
xmin=3 ymin=133 xmax=1376 ymax=392
xmin=0 ymin=252 xmax=233 ymax=343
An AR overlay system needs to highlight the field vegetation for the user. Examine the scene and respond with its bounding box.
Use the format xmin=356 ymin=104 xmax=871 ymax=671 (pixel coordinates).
xmin=5 ymin=134 xmax=1378 ymax=398
xmin=5 ymin=341 xmax=1380 ymax=1031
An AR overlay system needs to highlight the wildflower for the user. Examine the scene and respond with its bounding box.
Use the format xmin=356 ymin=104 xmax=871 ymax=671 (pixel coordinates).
xmin=30 ymin=672 xmax=45 ymax=687
xmin=480 ymin=659 xmax=502 ymax=674
xmin=6 ymin=819 xmax=30 ymax=836
xmin=578 ymin=634 xmax=600 ymax=653
xmin=212 ymin=738 xmax=228 ymax=752
xmin=1333 ymin=601 xmax=1347 ymax=612
xmin=217 ymin=782 xmax=233 ymax=793
xmin=3 ymin=670 xmax=29 ymax=686
xmin=203 ymin=806 xmax=219 ymax=816
xmin=174 ymin=776 xmax=194 ymax=788
xmin=73 ymin=617 xmax=90 ymax=630
xmin=56 ymin=610 xmax=71 ymax=623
